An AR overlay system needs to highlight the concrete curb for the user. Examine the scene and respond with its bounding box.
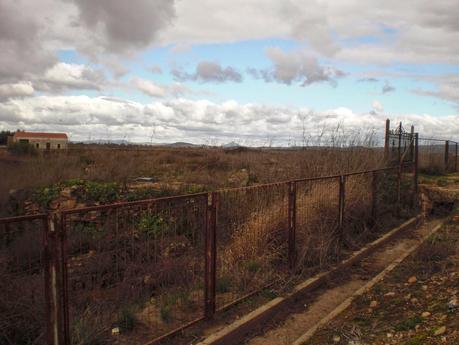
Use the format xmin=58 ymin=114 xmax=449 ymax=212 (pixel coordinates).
xmin=291 ymin=220 xmax=444 ymax=345
xmin=197 ymin=216 xmax=421 ymax=345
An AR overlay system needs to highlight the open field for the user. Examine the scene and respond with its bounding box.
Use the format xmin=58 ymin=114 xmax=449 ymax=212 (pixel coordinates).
xmin=0 ymin=143 xmax=385 ymax=213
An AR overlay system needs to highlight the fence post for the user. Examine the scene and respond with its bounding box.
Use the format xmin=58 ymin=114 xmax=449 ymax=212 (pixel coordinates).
xmin=205 ymin=192 xmax=217 ymax=319
xmin=413 ymin=133 xmax=419 ymax=207
xmin=456 ymin=142 xmax=458 ymax=172
xmin=384 ymin=119 xmax=390 ymax=160
xmin=371 ymin=171 xmax=377 ymax=224
xmin=43 ymin=215 xmax=65 ymax=345
xmin=398 ymin=122 xmax=402 ymax=164
xmin=338 ymin=176 xmax=345 ymax=244
xmin=445 ymin=140 xmax=450 ymax=172
xmin=58 ymin=213 xmax=70 ymax=345
xmin=288 ymin=181 xmax=297 ymax=269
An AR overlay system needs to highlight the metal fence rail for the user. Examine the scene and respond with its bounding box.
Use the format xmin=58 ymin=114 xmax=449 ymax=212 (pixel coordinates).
xmin=418 ymin=138 xmax=458 ymax=174
xmin=0 ymin=162 xmax=420 ymax=345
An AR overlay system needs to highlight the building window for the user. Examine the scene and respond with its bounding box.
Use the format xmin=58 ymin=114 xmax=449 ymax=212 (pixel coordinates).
xmin=57 ymin=144 xmax=61 ymax=149
xmin=36 ymin=143 xmax=39 ymax=149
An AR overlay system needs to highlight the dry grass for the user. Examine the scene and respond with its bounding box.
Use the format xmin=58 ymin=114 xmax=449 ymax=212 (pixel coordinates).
xmin=0 ymin=142 xmax=384 ymax=212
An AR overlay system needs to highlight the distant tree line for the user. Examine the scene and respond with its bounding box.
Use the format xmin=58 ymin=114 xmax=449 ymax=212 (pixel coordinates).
xmin=0 ymin=131 xmax=13 ymax=145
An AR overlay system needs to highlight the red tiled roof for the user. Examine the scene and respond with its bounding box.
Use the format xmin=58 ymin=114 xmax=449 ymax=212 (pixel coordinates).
xmin=14 ymin=131 xmax=68 ymax=139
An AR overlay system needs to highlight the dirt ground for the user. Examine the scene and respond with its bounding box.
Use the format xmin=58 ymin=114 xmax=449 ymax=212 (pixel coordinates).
xmin=303 ymin=208 xmax=459 ymax=345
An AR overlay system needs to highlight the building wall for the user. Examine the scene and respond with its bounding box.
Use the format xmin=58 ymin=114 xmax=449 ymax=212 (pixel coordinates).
xmin=13 ymin=137 xmax=68 ymax=150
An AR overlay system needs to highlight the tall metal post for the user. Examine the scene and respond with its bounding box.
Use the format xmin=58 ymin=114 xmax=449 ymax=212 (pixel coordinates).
xmin=58 ymin=214 xmax=70 ymax=345
xmin=204 ymin=192 xmax=217 ymax=319
xmin=338 ymin=176 xmax=345 ymax=244
xmin=456 ymin=142 xmax=458 ymax=172
xmin=288 ymin=181 xmax=297 ymax=269
xmin=398 ymin=122 xmax=402 ymax=164
xmin=410 ymin=125 xmax=415 ymax=162
xmin=384 ymin=119 xmax=390 ymax=160
xmin=445 ymin=140 xmax=450 ymax=172
xmin=44 ymin=215 xmax=65 ymax=345
xmin=414 ymin=133 xmax=419 ymax=205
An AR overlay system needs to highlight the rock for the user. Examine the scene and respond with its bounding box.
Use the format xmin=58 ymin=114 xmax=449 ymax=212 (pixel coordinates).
xmin=370 ymin=300 xmax=379 ymax=308
xmin=434 ymin=326 xmax=446 ymax=336
xmin=422 ymin=285 xmax=428 ymax=291
xmin=421 ymin=311 xmax=431 ymax=318
xmin=410 ymin=298 xmax=419 ymax=304
xmin=447 ymin=297 xmax=458 ymax=310
xmin=332 ymin=335 xmax=341 ymax=342
xmin=112 ymin=327 xmax=120 ymax=335
xmin=408 ymin=276 xmax=417 ymax=284
xmin=385 ymin=292 xmax=396 ymax=297
xmin=386 ymin=333 xmax=393 ymax=338
xmin=60 ymin=187 xmax=73 ymax=198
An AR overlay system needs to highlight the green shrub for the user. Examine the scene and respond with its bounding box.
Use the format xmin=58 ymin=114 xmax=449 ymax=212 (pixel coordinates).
xmin=35 ymin=185 xmax=60 ymax=207
xmin=8 ymin=142 xmax=37 ymax=156
xmin=84 ymin=181 xmax=119 ymax=203
xmin=138 ymin=214 xmax=167 ymax=238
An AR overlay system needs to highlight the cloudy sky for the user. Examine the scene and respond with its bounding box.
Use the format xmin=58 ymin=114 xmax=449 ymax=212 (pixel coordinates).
xmin=1 ymin=0 xmax=459 ymax=145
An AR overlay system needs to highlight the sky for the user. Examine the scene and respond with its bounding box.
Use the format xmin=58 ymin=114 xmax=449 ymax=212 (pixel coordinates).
xmin=1 ymin=0 xmax=459 ymax=145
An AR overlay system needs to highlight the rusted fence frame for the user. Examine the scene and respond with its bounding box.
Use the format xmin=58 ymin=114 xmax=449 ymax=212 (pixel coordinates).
xmin=205 ymin=192 xmax=217 ymax=319
xmin=0 ymin=214 xmax=62 ymax=345
xmin=0 ymin=163 xmax=418 ymax=345
xmin=338 ymin=175 xmax=346 ymax=245
xmin=59 ymin=194 xmax=210 ymax=345
xmin=288 ymin=181 xmax=297 ymax=269
xmin=456 ymin=142 xmax=458 ymax=172
xmin=445 ymin=140 xmax=450 ymax=172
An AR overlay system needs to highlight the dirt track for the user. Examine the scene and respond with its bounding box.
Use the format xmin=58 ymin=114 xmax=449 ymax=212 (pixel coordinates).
xmin=244 ymin=217 xmax=445 ymax=345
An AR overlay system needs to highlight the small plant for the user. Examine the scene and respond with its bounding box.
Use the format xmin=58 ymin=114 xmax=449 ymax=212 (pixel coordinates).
xmin=216 ymin=275 xmax=232 ymax=293
xmin=8 ymin=142 xmax=37 ymax=156
xmin=84 ymin=181 xmax=119 ymax=203
xmin=35 ymin=185 xmax=61 ymax=208
xmin=138 ymin=214 xmax=167 ymax=238
xmin=394 ymin=316 xmax=422 ymax=331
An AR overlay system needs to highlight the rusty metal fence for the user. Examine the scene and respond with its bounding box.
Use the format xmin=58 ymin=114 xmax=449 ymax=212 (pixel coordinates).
xmin=0 ymin=214 xmax=52 ymax=345
xmin=0 ymin=163 xmax=418 ymax=345
xmin=418 ymin=138 xmax=458 ymax=174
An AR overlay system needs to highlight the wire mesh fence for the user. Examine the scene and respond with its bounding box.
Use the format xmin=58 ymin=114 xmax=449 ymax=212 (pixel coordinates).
xmin=0 ymin=214 xmax=49 ymax=345
xmin=418 ymin=138 xmax=458 ymax=174
xmin=61 ymin=194 xmax=208 ymax=344
xmin=0 ymin=163 xmax=421 ymax=345
xmin=295 ymin=177 xmax=339 ymax=272
xmin=215 ymin=183 xmax=289 ymax=310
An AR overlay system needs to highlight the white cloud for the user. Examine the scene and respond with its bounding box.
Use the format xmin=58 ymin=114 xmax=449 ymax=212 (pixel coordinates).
xmin=372 ymin=100 xmax=384 ymax=113
xmin=1 ymin=95 xmax=458 ymax=144
xmin=0 ymin=82 xmax=34 ymax=100
xmin=34 ymin=63 xmax=106 ymax=92
xmin=131 ymin=77 xmax=191 ymax=98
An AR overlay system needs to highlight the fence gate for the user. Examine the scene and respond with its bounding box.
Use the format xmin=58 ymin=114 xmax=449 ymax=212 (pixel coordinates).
xmin=384 ymin=120 xmax=415 ymax=164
